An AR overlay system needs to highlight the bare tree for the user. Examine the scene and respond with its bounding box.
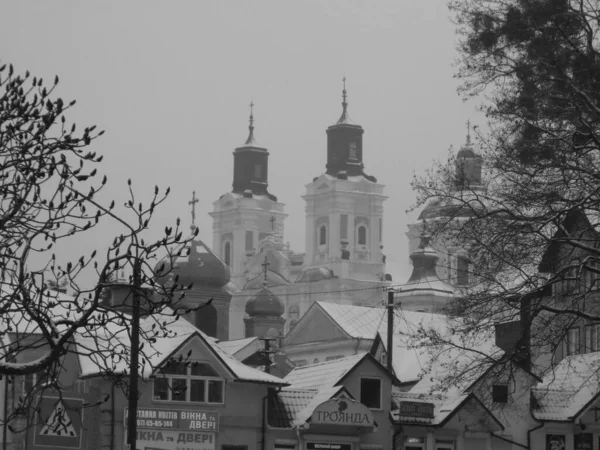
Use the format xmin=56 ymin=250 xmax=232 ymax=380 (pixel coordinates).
xmin=0 ymin=62 xmax=202 ymax=444
xmin=410 ymin=0 xmax=600 ymax=390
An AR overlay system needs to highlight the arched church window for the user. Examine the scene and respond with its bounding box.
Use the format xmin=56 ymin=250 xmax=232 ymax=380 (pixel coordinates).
xmin=319 ymin=225 xmax=327 ymax=246
xmin=224 ymin=241 xmax=231 ymax=267
xmin=357 ymin=225 xmax=367 ymax=246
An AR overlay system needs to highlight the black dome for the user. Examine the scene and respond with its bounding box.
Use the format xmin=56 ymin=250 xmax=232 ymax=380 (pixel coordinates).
xmin=245 ymin=287 xmax=285 ymax=317
xmin=155 ymin=239 xmax=230 ymax=289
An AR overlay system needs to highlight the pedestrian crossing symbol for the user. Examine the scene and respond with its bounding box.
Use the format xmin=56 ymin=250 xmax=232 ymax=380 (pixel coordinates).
xmin=40 ymin=400 xmax=77 ymax=437
xmin=33 ymin=397 xmax=84 ymax=449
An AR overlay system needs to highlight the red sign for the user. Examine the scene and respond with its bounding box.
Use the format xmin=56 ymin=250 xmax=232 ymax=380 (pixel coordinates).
xmin=33 ymin=397 xmax=84 ymax=449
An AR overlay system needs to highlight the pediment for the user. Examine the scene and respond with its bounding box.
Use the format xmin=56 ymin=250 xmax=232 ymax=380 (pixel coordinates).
xmin=283 ymin=303 xmax=349 ymax=346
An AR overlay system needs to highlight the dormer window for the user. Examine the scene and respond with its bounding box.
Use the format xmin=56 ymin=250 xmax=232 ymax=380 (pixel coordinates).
xmin=492 ymin=384 xmax=509 ymax=403
xmin=153 ymin=362 xmax=224 ymax=404
xmin=349 ymin=142 xmax=357 ymax=159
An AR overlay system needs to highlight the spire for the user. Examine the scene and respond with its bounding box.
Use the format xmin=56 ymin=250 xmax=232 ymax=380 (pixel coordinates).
xmin=244 ymin=100 xmax=257 ymax=145
xmin=336 ymin=77 xmax=352 ymax=125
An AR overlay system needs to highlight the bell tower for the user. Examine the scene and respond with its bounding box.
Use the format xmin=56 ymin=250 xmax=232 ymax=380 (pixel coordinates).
xmin=210 ymin=103 xmax=287 ymax=288
xmin=303 ymin=79 xmax=387 ymax=282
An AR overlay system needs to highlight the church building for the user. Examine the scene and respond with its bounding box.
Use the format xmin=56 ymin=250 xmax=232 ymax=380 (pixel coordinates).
xmin=209 ymin=81 xmax=391 ymax=341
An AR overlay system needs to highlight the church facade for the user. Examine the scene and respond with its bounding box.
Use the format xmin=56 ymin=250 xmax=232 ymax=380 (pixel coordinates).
xmin=209 ymin=84 xmax=391 ymax=341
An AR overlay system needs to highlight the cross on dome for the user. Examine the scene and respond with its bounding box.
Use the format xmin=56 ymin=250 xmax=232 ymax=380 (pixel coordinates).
xmin=244 ymin=99 xmax=257 ymax=145
xmin=188 ymin=190 xmax=199 ymax=231
xmin=261 ymin=255 xmax=270 ymax=288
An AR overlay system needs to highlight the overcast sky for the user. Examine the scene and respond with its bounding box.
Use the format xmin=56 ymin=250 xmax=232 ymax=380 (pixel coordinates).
xmin=0 ymin=1 xmax=481 ymax=288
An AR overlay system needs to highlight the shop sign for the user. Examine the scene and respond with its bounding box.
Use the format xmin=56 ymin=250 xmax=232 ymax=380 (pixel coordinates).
xmin=307 ymin=443 xmax=352 ymax=450
xmin=546 ymin=435 xmax=566 ymax=450
xmin=399 ymin=401 xmax=434 ymax=419
xmin=127 ymin=429 xmax=215 ymax=450
xmin=310 ymin=398 xmax=374 ymax=427
xmin=575 ymin=434 xmax=592 ymax=450
xmin=124 ymin=408 xmax=219 ymax=431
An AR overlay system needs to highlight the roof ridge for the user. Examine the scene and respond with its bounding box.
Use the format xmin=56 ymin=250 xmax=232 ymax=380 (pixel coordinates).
xmin=290 ymin=352 xmax=366 ymax=371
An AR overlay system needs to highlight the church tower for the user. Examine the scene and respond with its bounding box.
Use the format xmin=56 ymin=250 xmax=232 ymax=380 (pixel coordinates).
xmin=210 ymin=103 xmax=287 ymax=288
xmin=302 ymin=80 xmax=387 ymax=282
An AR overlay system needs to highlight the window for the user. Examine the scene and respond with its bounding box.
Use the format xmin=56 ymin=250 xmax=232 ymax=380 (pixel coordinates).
xmin=492 ymin=384 xmax=509 ymax=403
xmin=357 ymin=225 xmax=367 ymax=246
xmin=456 ymin=256 xmax=469 ymax=285
xmin=564 ymin=258 xmax=580 ymax=294
xmin=435 ymin=440 xmax=454 ymax=450
xmin=21 ymin=370 xmax=46 ymax=394
xmin=404 ymin=437 xmax=425 ymax=450
xmin=245 ymin=230 xmax=253 ymax=252
xmin=585 ymin=324 xmax=600 ymax=353
xmin=360 ymin=378 xmax=381 ymax=409
xmin=565 ymin=327 xmax=581 ymax=356
xmin=319 ymin=225 xmax=327 ymax=246
xmin=349 ymin=142 xmax=357 ymax=159
xmin=223 ymin=241 xmax=231 ymax=266
xmin=153 ymin=362 xmax=224 ymax=404
xmin=340 ymin=214 xmax=348 ymax=240
xmin=254 ymin=164 xmax=262 ymax=178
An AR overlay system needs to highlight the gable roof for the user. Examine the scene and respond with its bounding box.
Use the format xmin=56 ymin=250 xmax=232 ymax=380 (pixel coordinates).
xmin=391 ymin=391 xmax=504 ymax=431
xmin=284 ymin=353 xmax=367 ymax=389
xmin=532 ymin=352 xmax=600 ymax=421
xmin=269 ymin=385 xmax=350 ymax=428
xmin=75 ymin=308 xmax=287 ymax=386
xmin=217 ymin=336 xmax=262 ymax=361
xmin=283 ymin=352 xmax=399 ymax=390
xmin=317 ymin=301 xmax=386 ymax=339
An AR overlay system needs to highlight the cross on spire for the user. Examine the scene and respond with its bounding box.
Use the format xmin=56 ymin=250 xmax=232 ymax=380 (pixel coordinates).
xmin=261 ymin=255 xmax=270 ymax=288
xmin=466 ymin=119 xmax=471 ymax=145
xmin=270 ymin=216 xmax=276 ymax=231
xmin=245 ymin=100 xmax=256 ymax=145
xmin=189 ymin=190 xmax=199 ymax=231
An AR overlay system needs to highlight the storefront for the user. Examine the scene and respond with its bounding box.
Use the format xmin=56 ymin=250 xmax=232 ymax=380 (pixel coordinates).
xmin=392 ymin=393 xmax=504 ymax=450
xmin=125 ymin=407 xmax=219 ymax=450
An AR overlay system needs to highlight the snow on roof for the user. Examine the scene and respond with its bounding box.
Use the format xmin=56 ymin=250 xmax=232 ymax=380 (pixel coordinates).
xmin=391 ymin=391 xmax=503 ymax=431
xmin=532 ymin=352 xmax=600 ymax=421
xmin=217 ymin=336 xmax=259 ymax=356
xmin=317 ymin=302 xmax=386 ymax=339
xmin=283 ymin=353 xmax=367 ymax=390
xmin=405 ymin=317 xmax=503 ymax=396
xmin=76 ymin=310 xmax=286 ymax=386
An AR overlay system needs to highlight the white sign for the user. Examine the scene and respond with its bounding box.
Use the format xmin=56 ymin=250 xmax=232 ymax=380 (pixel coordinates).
xmin=130 ymin=429 xmax=215 ymax=450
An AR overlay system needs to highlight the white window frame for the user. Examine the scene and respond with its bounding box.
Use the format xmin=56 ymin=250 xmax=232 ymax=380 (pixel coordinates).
xmin=360 ymin=377 xmax=382 ymax=410
xmin=153 ymin=361 xmax=224 ymax=404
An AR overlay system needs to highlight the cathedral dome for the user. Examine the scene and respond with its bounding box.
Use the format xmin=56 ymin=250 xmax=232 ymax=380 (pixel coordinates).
xmin=417 ymin=198 xmax=476 ymax=221
xmin=155 ymin=239 xmax=230 ymax=289
xmin=456 ymin=145 xmax=479 ymax=159
xmin=245 ymin=287 xmax=285 ymax=317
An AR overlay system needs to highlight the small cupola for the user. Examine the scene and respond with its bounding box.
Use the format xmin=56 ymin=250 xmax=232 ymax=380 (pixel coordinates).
xmin=232 ymin=102 xmax=277 ymax=200
xmin=455 ymin=121 xmax=483 ymax=187
xmin=325 ymin=78 xmax=376 ymax=182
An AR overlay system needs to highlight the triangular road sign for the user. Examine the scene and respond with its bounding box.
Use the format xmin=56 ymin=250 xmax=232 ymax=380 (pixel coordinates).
xmin=39 ymin=400 xmax=77 ymax=437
